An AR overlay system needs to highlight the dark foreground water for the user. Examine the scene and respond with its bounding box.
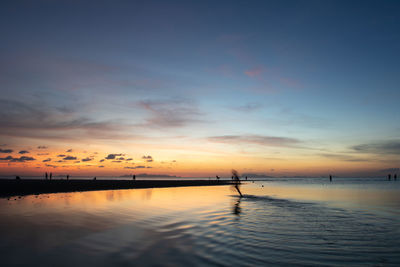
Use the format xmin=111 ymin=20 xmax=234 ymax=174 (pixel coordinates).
xmin=1 ymin=178 xmax=399 ymax=266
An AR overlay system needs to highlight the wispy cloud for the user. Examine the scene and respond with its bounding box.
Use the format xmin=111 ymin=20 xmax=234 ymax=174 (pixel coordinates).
xmin=207 ymin=135 xmax=301 ymax=148
xmin=318 ymin=153 xmax=369 ymax=162
xmin=235 ymin=102 xmax=262 ymax=112
xmin=18 ymin=150 xmax=29 ymax=154
xmin=351 ymin=140 xmax=400 ymax=155
xmin=0 ymin=149 xmax=13 ymax=153
xmin=0 ymin=99 xmax=135 ymax=141
xmin=244 ymin=66 xmax=265 ymax=77
xmin=138 ymin=99 xmax=203 ymax=128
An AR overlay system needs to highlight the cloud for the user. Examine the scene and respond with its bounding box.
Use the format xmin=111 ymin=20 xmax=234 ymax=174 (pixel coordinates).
xmin=244 ymin=66 xmax=265 ymax=77
xmin=42 ymin=158 xmax=52 ymax=162
xmin=0 ymin=149 xmax=13 ymax=153
xmin=124 ymin=165 xmax=147 ymax=169
xmin=57 ymin=154 xmax=66 ymax=157
xmin=142 ymin=155 xmax=153 ymax=162
xmin=207 ymin=135 xmax=301 ymax=147
xmin=99 ymin=159 xmax=105 ymax=162
xmin=318 ymin=153 xmax=369 ymax=162
xmin=351 ymin=140 xmax=400 ymax=155
xmin=74 ymin=161 xmax=80 ymax=163
xmin=126 ymin=158 xmax=133 ymax=161
xmin=66 ymin=149 xmax=73 ymax=152
xmin=81 ymin=157 xmax=92 ymax=162
xmin=63 ymin=156 xmax=77 ymax=160
xmin=235 ymin=102 xmax=262 ymax=112
xmin=105 ymin=153 xmax=123 ymax=160
xmin=0 ymin=156 xmax=36 ymax=162
xmin=37 ymin=146 xmax=47 ymax=149
xmin=18 ymin=150 xmax=29 ymax=154
xmin=98 ymin=165 xmax=104 ymax=168
xmin=0 ymin=99 xmax=135 ymax=141
xmin=37 ymin=153 xmax=49 ymax=155
xmin=117 ymin=157 xmax=125 ymax=160
xmin=138 ymin=99 xmax=203 ymax=128
xmin=45 ymin=164 xmax=58 ymax=168
xmin=112 ymin=160 xmax=122 ymax=163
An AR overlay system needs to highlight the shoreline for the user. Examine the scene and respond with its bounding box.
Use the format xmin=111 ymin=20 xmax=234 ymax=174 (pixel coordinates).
xmin=0 ymin=179 xmax=233 ymax=198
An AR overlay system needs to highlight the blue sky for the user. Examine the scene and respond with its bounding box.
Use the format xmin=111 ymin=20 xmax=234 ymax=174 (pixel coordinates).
xmin=0 ymin=0 xmax=399 ymax=176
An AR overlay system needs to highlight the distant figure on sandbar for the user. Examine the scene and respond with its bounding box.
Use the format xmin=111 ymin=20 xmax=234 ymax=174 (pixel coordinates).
xmin=232 ymin=169 xmax=243 ymax=197
xmin=245 ymin=176 xmax=248 ymax=181
xmin=388 ymin=174 xmax=391 ymax=180
xmin=231 ymin=176 xmax=234 ymax=180
xmin=132 ymin=174 xmax=136 ymax=180
xmin=15 ymin=176 xmax=21 ymax=180
xmin=394 ymin=174 xmax=397 ymax=181
xmin=329 ymin=175 xmax=332 ymax=182
xmin=50 ymin=172 xmax=52 ymax=180
xmin=93 ymin=177 xmax=97 ymax=180
xmin=45 ymin=172 xmax=48 ymax=180
xmin=216 ymin=175 xmax=220 ymax=181
xmin=67 ymin=174 xmax=69 ymax=180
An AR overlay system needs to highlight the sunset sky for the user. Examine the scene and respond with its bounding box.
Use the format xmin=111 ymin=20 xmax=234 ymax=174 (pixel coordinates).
xmin=0 ymin=0 xmax=399 ymax=177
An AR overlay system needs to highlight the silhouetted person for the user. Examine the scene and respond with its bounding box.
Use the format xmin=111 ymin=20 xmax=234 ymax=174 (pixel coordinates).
xmin=45 ymin=172 xmax=48 ymax=180
xmin=395 ymin=174 xmax=397 ymax=181
xmin=216 ymin=175 xmax=220 ymax=181
xmin=231 ymin=176 xmax=234 ymax=180
xmin=50 ymin=172 xmax=52 ymax=180
xmin=93 ymin=177 xmax=97 ymax=180
xmin=133 ymin=174 xmax=136 ymax=180
xmin=15 ymin=176 xmax=21 ymax=180
xmin=329 ymin=175 xmax=332 ymax=182
xmin=388 ymin=174 xmax=391 ymax=180
xmin=67 ymin=174 xmax=69 ymax=180
xmin=232 ymin=169 xmax=243 ymax=197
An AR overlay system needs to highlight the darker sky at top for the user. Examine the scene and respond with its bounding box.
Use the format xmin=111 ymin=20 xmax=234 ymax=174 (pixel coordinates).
xmin=0 ymin=0 xmax=399 ymax=175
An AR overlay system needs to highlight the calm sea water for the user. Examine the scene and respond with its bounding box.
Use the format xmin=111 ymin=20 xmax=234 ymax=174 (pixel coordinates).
xmin=1 ymin=178 xmax=399 ymax=266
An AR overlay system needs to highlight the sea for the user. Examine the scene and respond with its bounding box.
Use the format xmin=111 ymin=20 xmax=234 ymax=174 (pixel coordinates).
xmin=0 ymin=177 xmax=399 ymax=266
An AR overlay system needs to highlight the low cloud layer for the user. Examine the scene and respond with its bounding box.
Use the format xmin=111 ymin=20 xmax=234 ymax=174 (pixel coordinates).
xmin=105 ymin=153 xmax=123 ymax=160
xmin=318 ymin=153 xmax=369 ymax=162
xmin=207 ymin=135 xmax=301 ymax=147
xmin=351 ymin=140 xmax=400 ymax=155
xmin=0 ymin=156 xmax=36 ymax=162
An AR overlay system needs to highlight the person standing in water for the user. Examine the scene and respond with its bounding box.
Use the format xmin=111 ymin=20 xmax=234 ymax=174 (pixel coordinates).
xmin=232 ymin=169 xmax=243 ymax=197
xmin=45 ymin=172 xmax=48 ymax=180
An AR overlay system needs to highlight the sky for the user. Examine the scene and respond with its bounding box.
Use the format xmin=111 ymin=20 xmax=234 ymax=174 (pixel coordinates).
xmin=0 ymin=0 xmax=399 ymax=177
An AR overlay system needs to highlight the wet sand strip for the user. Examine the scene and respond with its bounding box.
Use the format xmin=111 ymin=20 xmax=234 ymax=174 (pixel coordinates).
xmin=0 ymin=179 xmax=233 ymax=198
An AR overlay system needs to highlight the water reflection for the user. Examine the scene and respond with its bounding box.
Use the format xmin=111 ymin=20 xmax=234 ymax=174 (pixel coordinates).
xmin=0 ymin=179 xmax=399 ymax=266
xmin=233 ymin=198 xmax=241 ymax=216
